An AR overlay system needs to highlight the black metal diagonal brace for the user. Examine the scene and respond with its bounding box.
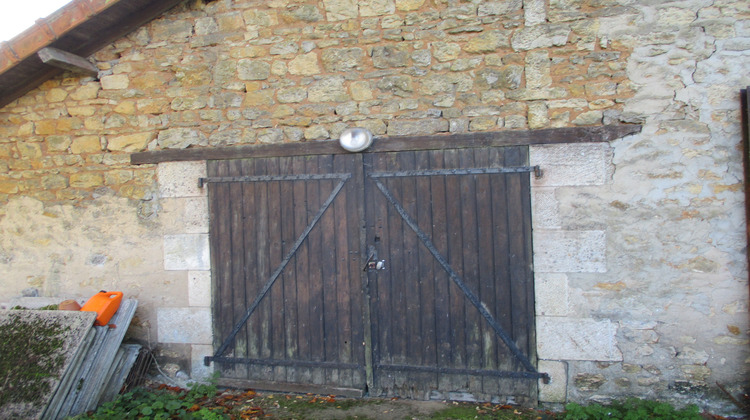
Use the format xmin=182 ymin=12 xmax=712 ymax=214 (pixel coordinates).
xmin=205 ymin=173 xmax=351 ymax=366
xmin=369 ymin=175 xmax=548 ymax=382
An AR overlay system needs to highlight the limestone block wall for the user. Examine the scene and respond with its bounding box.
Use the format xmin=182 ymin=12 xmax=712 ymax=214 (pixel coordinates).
xmin=0 ymin=0 xmax=747 ymax=413
xmin=527 ymin=0 xmax=748 ymax=414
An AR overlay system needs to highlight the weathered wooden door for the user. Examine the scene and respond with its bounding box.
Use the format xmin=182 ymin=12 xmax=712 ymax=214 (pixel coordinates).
xmin=206 ymin=154 xmax=368 ymax=393
xmin=205 ymin=145 xmax=542 ymax=402
xmin=363 ymin=147 xmax=538 ymax=403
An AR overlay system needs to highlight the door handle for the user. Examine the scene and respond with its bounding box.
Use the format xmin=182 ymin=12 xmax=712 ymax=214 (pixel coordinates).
xmin=363 ymin=250 xmax=386 ymax=271
xmin=368 ymin=260 xmax=386 ymax=270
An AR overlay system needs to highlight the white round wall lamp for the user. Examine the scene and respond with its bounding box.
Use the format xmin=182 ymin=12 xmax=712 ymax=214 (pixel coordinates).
xmin=339 ymin=127 xmax=373 ymax=152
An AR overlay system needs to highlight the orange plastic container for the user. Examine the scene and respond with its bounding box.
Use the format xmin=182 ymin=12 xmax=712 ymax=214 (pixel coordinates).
xmin=80 ymin=291 xmax=123 ymax=326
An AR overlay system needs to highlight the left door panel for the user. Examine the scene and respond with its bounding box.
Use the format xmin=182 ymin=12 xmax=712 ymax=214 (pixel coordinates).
xmin=206 ymin=154 xmax=367 ymax=393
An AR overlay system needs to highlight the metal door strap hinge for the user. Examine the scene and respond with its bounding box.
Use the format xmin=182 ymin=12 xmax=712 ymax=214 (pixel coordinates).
xmin=368 ymin=166 xmax=543 ymax=179
xmin=199 ymin=173 xmax=351 ymax=188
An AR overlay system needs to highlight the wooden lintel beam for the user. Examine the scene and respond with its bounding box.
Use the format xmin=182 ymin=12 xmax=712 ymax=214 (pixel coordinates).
xmin=37 ymin=47 xmax=99 ymax=77
xmin=130 ymin=124 xmax=643 ymax=165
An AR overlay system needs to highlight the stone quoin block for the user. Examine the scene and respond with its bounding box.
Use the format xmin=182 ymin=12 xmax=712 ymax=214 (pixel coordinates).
xmin=538 ymin=360 xmax=568 ymax=403
xmin=188 ymin=270 xmax=211 ymax=307
xmin=164 ymin=234 xmax=210 ymax=271
xmin=157 ymin=307 xmax=212 ymax=344
xmin=535 ymin=272 xmax=570 ymax=316
xmin=532 ymin=187 xmax=561 ymax=229
xmin=160 ymin=197 xmax=209 ymax=235
xmin=191 ymin=344 xmax=215 ymax=380
xmin=537 ymin=317 xmax=623 ymax=361
xmin=533 ymin=230 xmax=607 ymax=273
xmin=158 ymin=161 xmax=207 ymax=198
xmin=180 ymin=197 xmax=209 ymax=234
xmin=530 ymin=143 xmax=613 ymax=187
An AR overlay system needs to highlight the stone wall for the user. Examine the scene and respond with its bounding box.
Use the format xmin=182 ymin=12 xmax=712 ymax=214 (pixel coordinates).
xmin=0 ymin=0 xmax=748 ymax=414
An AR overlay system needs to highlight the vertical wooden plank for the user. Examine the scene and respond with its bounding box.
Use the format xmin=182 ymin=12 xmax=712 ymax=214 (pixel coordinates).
xmin=386 ymin=152 xmax=408 ymax=395
xmin=225 ymin=160 xmax=247 ymax=379
xmin=335 ymin=154 xmax=366 ymax=388
xmin=266 ymin=157 xmax=286 ymax=383
xmin=248 ymin=158 xmax=269 ymax=381
xmin=292 ymin=156 xmax=312 ymax=384
xmin=473 ymin=148 xmax=499 ymax=396
xmin=398 ymin=151 xmax=420 ymax=370
xmin=414 ymin=150 xmax=438 ymax=393
xmin=331 ymin=154 xmax=350 ymax=387
xmin=501 ymin=146 xmax=535 ymax=400
xmin=505 ymin=147 xmax=530 ymax=368
xmin=487 ymin=147 xmax=516 ymax=398
xmin=208 ymin=160 xmax=234 ymax=377
xmin=443 ymin=149 xmax=467 ymax=392
xmin=362 ymin=153 xmax=377 ymax=392
xmin=349 ymin=153 xmax=369 ymax=390
xmin=226 ymin=159 xmax=248 ymax=381
xmin=458 ymin=149 xmax=481 ymax=393
xmin=258 ymin=159 xmax=274 ymax=365
xmin=428 ymin=149 xmax=452 ymax=392
xmin=318 ymin=155 xmax=340 ymax=386
xmin=369 ymin=151 xmax=394 ymax=395
xmin=488 ymin=147 xmax=512 ymax=367
xmin=279 ymin=156 xmax=299 ymax=384
xmin=306 ymin=156 xmax=325 ymax=385
xmin=217 ymin=162 xmax=247 ymax=378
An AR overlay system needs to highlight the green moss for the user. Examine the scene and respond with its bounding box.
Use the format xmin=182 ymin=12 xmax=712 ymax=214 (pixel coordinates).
xmin=0 ymin=312 xmax=71 ymax=408
xmin=10 ymin=304 xmax=59 ymax=310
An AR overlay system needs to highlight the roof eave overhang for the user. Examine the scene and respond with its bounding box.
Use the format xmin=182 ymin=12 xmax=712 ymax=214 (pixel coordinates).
xmin=0 ymin=0 xmax=185 ymax=110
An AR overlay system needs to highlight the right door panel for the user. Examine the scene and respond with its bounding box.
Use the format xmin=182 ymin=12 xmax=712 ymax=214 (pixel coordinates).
xmin=364 ymin=146 xmax=538 ymax=404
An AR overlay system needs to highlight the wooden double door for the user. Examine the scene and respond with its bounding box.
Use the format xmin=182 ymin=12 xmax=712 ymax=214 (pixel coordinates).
xmin=205 ymin=146 xmax=542 ymax=403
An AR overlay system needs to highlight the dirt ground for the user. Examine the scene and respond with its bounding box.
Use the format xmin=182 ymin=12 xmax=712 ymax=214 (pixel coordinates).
xmin=105 ymin=381 xmax=746 ymax=420
xmin=186 ymin=387 xmax=743 ymax=420
xmin=208 ymin=389 xmax=561 ymax=419
xmin=275 ymin=397 xmax=451 ymax=419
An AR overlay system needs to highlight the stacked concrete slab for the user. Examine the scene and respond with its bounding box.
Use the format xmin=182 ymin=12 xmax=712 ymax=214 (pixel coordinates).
xmin=0 ymin=310 xmax=95 ymax=419
xmin=0 ymin=299 xmax=140 ymax=420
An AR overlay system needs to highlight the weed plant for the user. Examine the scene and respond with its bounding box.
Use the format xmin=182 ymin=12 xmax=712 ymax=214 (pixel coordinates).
xmin=73 ymin=382 xmax=228 ymax=420
xmin=562 ymin=398 xmax=702 ymax=420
